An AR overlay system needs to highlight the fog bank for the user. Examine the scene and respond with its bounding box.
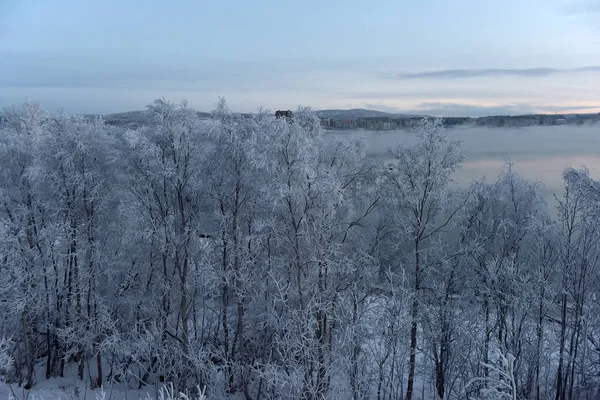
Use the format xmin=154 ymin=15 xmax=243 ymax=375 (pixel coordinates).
xmin=327 ymin=124 xmax=600 ymax=206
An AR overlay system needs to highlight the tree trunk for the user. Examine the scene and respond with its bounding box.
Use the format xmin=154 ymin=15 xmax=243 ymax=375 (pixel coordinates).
xmin=221 ymin=228 xmax=231 ymax=392
xmin=535 ymin=292 xmax=544 ymax=400
xmin=406 ymin=238 xmax=421 ymax=400
xmin=96 ymin=350 xmax=103 ymax=388
xmin=555 ymin=293 xmax=568 ymax=400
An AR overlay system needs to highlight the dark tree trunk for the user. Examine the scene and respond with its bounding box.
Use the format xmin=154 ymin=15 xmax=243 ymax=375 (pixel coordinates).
xmin=406 ymin=238 xmax=421 ymax=400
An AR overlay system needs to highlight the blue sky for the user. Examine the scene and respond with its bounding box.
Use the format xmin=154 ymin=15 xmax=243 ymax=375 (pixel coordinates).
xmin=1 ymin=0 xmax=600 ymax=116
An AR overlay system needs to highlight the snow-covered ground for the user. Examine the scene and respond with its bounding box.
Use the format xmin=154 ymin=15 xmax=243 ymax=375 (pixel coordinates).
xmin=0 ymin=380 xmax=156 ymax=400
xmin=0 ymin=361 xmax=169 ymax=400
xmin=0 ymin=380 xmax=209 ymax=400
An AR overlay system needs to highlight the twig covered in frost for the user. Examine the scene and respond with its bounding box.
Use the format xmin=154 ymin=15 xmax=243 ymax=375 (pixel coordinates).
xmin=466 ymin=349 xmax=518 ymax=400
xmin=0 ymin=337 xmax=14 ymax=375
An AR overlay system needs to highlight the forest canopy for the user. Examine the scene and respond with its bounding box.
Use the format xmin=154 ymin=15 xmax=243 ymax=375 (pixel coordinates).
xmin=1 ymin=99 xmax=599 ymax=400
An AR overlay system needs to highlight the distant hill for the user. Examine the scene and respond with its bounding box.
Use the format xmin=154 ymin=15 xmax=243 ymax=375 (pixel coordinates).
xmin=315 ymin=108 xmax=426 ymax=119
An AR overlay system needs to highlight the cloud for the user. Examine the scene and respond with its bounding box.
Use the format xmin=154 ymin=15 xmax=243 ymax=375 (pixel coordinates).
xmin=0 ymin=51 xmax=351 ymax=91
xmin=567 ymin=0 xmax=600 ymax=14
xmin=397 ymin=66 xmax=600 ymax=80
xmin=0 ymin=62 xmax=284 ymax=91
xmin=588 ymin=2 xmax=600 ymax=12
xmin=398 ymin=102 xmax=600 ymax=117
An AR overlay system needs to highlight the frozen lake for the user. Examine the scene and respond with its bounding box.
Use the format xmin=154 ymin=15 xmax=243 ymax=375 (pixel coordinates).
xmin=326 ymin=124 xmax=600 ymax=208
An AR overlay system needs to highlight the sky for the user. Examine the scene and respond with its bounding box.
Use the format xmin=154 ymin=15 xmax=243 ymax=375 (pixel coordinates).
xmin=1 ymin=0 xmax=600 ymax=116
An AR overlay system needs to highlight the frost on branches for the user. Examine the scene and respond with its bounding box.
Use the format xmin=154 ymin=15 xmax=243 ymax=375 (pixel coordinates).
xmin=1 ymin=100 xmax=600 ymax=399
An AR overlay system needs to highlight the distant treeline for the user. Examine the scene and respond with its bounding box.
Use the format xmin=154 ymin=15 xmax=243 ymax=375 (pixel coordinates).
xmin=2 ymin=110 xmax=597 ymax=132
xmin=320 ymin=113 xmax=600 ymax=130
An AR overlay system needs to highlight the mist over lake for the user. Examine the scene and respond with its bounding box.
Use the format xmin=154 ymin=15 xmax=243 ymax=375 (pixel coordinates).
xmin=327 ymin=124 xmax=600 ymax=206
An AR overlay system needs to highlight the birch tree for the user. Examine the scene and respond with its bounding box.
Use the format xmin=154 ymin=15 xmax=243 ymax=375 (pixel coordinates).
xmin=119 ymin=99 xmax=209 ymax=390
xmin=382 ymin=118 xmax=464 ymax=400
xmin=0 ymin=102 xmax=50 ymax=387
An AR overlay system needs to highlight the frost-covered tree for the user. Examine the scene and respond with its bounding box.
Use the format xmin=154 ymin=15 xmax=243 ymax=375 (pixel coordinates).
xmin=32 ymin=113 xmax=118 ymax=385
xmin=381 ymin=118 xmax=464 ymax=400
xmin=0 ymin=104 xmax=121 ymax=388
xmin=0 ymin=102 xmax=52 ymax=387
xmin=253 ymin=106 xmax=378 ymax=399
xmin=457 ymin=165 xmax=550 ymax=398
xmin=117 ymin=99 xmax=211 ymax=390
xmin=552 ymin=168 xmax=600 ymax=400
xmin=204 ymin=99 xmax=274 ymax=395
